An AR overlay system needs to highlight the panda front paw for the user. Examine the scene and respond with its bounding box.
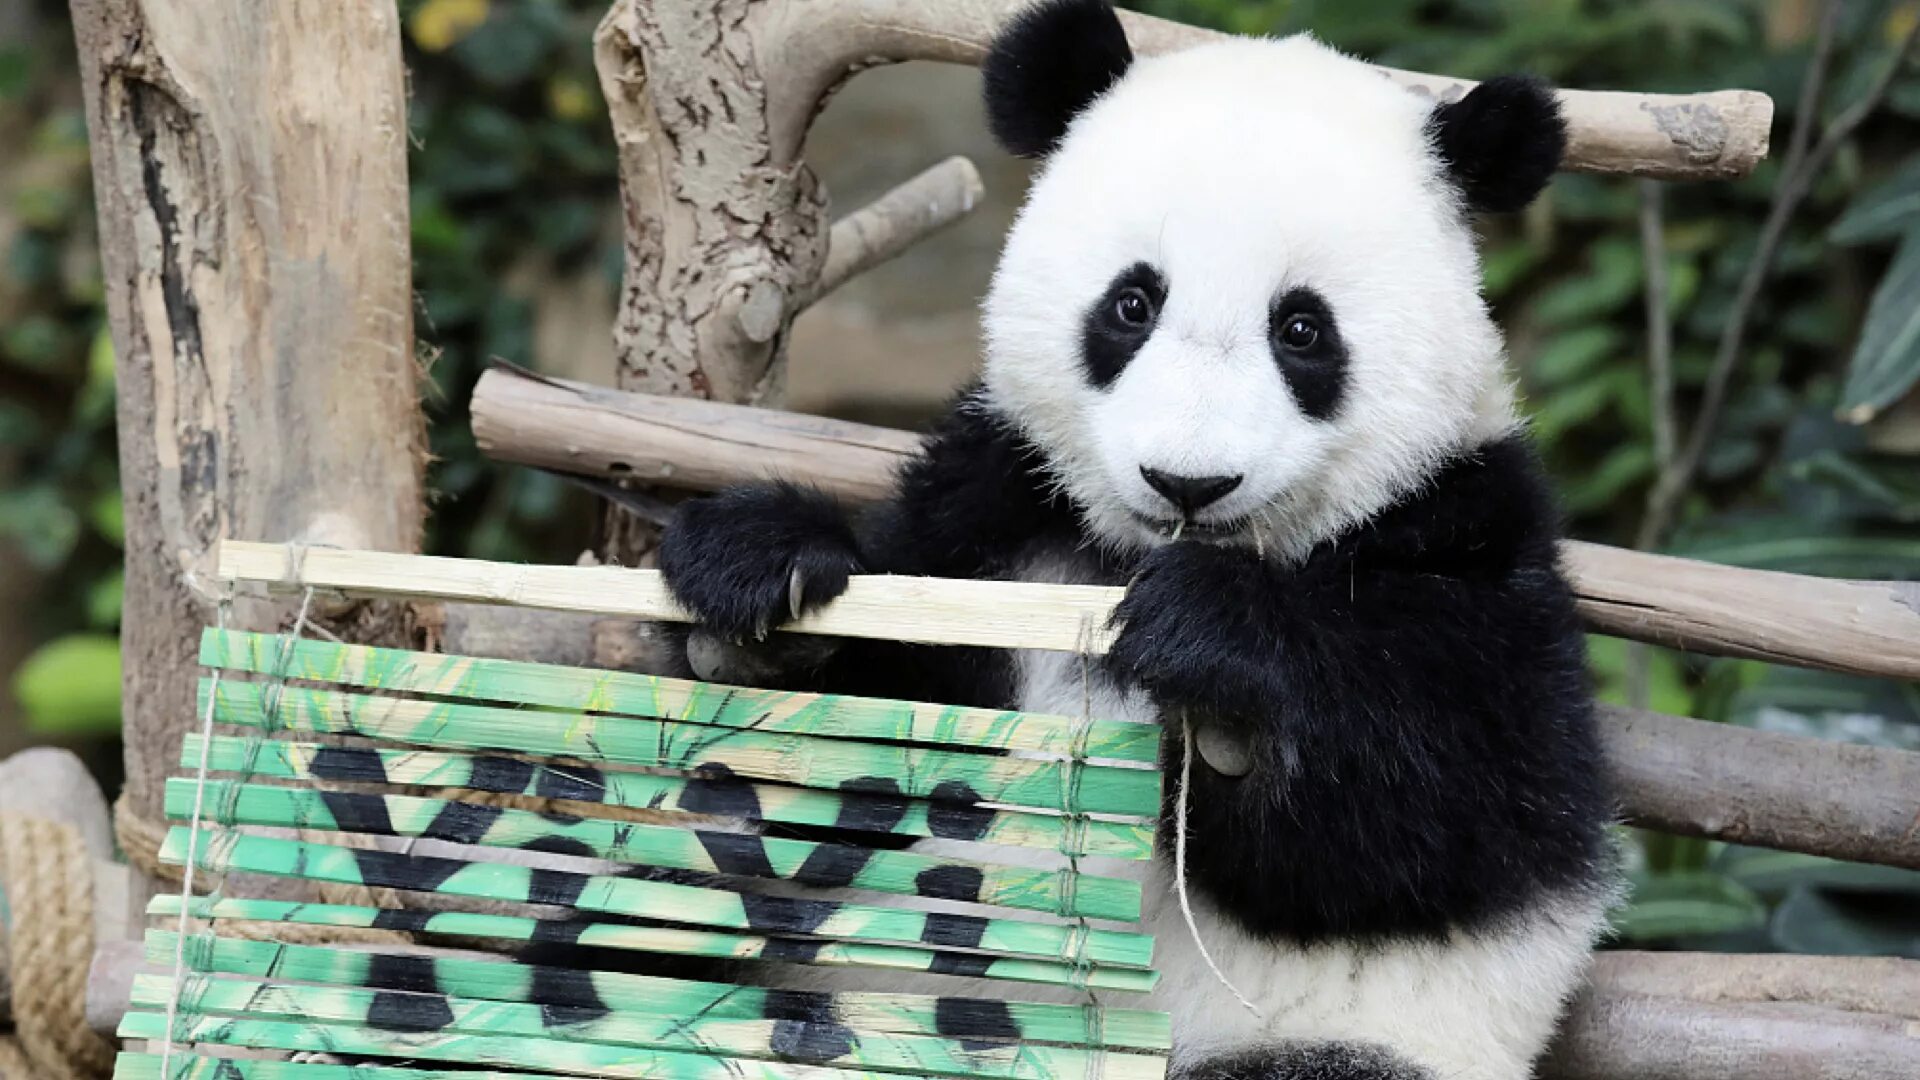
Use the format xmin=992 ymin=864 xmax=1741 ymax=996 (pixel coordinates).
xmin=1105 ymin=541 xmax=1280 ymax=720
xmin=659 ymin=484 xmax=863 ymax=643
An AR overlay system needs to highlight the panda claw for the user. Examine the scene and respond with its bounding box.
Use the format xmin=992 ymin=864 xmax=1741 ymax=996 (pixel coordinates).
xmin=789 ymin=565 xmax=807 ymax=624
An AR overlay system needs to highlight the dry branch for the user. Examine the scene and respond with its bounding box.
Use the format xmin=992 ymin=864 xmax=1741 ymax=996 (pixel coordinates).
xmin=70 ymin=0 xmax=426 ymax=865
xmin=471 ymin=368 xmax=1920 ymax=682
xmin=803 ymin=156 xmax=985 ymax=309
xmin=760 ymin=0 xmax=1773 ymax=180
xmin=1601 ymin=704 xmax=1920 ymax=869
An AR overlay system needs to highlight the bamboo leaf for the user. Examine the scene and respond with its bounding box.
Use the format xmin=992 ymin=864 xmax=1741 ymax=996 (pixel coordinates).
xmin=1839 ymin=226 xmax=1920 ymax=421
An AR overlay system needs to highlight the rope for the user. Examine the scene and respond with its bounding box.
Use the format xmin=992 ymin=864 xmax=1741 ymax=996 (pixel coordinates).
xmin=1174 ymin=715 xmax=1260 ymax=1018
xmin=0 ymin=815 xmax=115 ymax=1079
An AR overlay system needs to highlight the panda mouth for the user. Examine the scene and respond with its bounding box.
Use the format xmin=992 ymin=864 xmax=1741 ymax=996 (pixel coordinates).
xmin=1132 ymin=512 xmax=1249 ymax=542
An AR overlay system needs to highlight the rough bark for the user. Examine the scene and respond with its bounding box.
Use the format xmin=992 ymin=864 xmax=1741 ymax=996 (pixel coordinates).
xmin=68 ymin=0 xmax=424 ymax=863
xmin=471 ymin=371 xmax=1920 ymax=685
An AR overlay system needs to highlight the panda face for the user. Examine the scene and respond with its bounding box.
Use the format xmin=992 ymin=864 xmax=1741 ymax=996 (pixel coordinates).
xmin=981 ymin=30 xmax=1549 ymax=560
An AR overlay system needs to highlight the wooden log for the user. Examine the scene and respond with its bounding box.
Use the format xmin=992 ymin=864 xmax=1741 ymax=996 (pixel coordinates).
xmin=1588 ymin=952 xmax=1920 ymax=1022
xmin=1541 ymin=989 xmax=1920 ymax=1080
xmin=1600 ymin=704 xmax=1920 ymax=870
xmin=470 ymin=368 xmax=1920 ymax=682
xmin=69 ymin=0 xmax=426 ymax=873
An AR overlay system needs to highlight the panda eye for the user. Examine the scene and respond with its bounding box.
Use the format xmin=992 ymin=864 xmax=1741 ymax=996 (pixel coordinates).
xmin=1113 ymin=288 xmax=1155 ymax=330
xmin=1279 ymin=316 xmax=1320 ymax=350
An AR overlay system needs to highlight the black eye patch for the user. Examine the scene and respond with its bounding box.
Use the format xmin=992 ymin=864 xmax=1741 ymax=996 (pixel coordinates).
xmin=1268 ymin=287 xmax=1349 ymax=421
xmin=1079 ymin=262 xmax=1166 ymax=389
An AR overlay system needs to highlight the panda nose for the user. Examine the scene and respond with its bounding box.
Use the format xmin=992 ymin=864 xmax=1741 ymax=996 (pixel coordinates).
xmin=1139 ymin=467 xmax=1243 ymax=515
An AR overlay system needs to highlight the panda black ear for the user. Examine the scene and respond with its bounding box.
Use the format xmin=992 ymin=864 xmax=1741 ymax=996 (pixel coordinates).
xmin=1428 ymin=75 xmax=1566 ymax=213
xmin=982 ymin=0 xmax=1134 ymax=159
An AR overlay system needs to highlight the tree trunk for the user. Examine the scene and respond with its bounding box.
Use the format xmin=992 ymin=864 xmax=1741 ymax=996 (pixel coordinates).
xmin=68 ymin=0 xmax=424 ymax=878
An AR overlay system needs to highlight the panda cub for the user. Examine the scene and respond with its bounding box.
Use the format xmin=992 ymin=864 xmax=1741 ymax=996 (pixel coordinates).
xmin=659 ymin=2 xmax=1617 ymax=1079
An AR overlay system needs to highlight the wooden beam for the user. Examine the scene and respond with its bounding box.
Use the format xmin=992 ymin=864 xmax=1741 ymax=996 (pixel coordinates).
xmin=471 ymin=368 xmax=1920 ymax=681
xmin=70 ymin=0 xmax=426 ymax=868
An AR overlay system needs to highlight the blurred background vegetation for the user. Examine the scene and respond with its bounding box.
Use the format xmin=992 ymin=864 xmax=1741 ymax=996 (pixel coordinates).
xmin=2 ymin=0 xmax=1918 ymax=956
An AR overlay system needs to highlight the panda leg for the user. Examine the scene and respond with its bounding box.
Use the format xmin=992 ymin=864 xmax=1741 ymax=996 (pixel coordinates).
xmin=1179 ymin=1042 xmax=1433 ymax=1080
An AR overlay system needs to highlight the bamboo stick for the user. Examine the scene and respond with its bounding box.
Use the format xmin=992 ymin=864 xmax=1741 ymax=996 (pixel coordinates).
xmin=219 ymin=540 xmax=1121 ymax=655
xmin=158 ymin=829 xmax=1157 ymax=968
xmin=161 ymin=779 xmax=1142 ymax=920
xmin=200 ymin=627 xmax=1157 ymax=762
xmin=179 ymin=733 xmax=1154 ymax=860
xmin=197 ymin=678 xmax=1158 ymax=818
xmin=130 ymin=974 xmax=1166 ymax=1080
xmin=145 ymin=931 xmax=1172 ymax=1049
xmin=146 ymin=896 xmax=1159 ymax=993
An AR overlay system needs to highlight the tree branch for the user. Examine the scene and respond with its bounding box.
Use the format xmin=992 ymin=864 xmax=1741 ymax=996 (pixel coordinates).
xmin=759 ymin=0 xmax=1774 ymax=179
xmin=799 ymin=156 xmax=985 ymax=310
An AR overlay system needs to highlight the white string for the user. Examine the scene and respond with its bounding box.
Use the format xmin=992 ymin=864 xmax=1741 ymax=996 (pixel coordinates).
xmin=1175 ymin=714 xmax=1261 ymax=1017
xmin=157 ymin=588 xmax=230 ymax=1080
xmin=160 ymin=546 xmax=318 ymax=1078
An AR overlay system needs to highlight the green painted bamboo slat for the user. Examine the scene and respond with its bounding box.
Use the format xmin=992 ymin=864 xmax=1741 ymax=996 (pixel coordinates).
xmin=180 ymin=734 xmax=1154 ymax=860
xmin=145 ymin=932 xmax=1172 ymax=1050
xmin=121 ymin=1011 xmax=897 ymax=1080
xmin=132 ymin=974 xmax=1165 ymax=1080
xmin=113 ymin=1053 xmax=643 ymax=1080
xmin=159 ymin=828 xmax=1154 ymax=969
xmin=162 ymin=778 xmax=1140 ymax=921
xmin=197 ymin=679 xmax=1157 ymax=818
xmin=148 ymin=895 xmax=1160 ymax=992
xmin=202 ymin=628 xmax=1158 ymax=764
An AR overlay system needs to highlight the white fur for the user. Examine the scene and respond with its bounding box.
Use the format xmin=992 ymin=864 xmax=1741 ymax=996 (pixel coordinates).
xmin=982 ymin=35 xmax=1520 ymax=562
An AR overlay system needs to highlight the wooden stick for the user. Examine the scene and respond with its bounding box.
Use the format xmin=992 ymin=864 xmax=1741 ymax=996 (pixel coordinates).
xmin=470 ymin=369 xmax=1920 ymax=681
xmin=219 ymin=539 xmax=1120 ymax=655
xmin=802 ymin=157 xmax=985 ymax=309
xmin=1599 ymin=704 xmax=1920 ymax=870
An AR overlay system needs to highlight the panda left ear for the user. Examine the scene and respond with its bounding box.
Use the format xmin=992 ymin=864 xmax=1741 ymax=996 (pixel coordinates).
xmin=1427 ymin=75 xmax=1566 ymax=213
xmin=982 ymin=0 xmax=1134 ymax=159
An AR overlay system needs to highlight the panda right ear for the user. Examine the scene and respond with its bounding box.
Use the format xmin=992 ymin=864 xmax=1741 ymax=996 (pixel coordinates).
xmin=982 ymin=0 xmax=1134 ymax=159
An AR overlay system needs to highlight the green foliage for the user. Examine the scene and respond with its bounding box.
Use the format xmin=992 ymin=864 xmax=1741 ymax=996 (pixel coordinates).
xmin=11 ymin=633 xmax=121 ymax=736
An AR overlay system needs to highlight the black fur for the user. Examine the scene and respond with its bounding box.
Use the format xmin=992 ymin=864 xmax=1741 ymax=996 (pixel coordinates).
xmin=659 ymin=483 xmax=862 ymax=641
xmin=662 ymin=388 xmax=1099 ymax=706
xmin=659 ymin=395 xmax=1610 ymax=946
xmin=1180 ymin=1043 xmax=1433 ymax=1080
xmin=1268 ymin=287 xmax=1350 ymax=421
xmin=1427 ymin=75 xmax=1566 ymax=214
xmin=1108 ymin=436 xmax=1610 ymax=942
xmin=1080 ymin=261 xmax=1167 ymax=388
xmin=982 ymin=0 xmax=1134 ymax=158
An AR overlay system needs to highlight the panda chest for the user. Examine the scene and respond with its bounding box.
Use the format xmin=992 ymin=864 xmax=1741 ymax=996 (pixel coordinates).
xmin=1006 ymin=553 xmax=1161 ymax=729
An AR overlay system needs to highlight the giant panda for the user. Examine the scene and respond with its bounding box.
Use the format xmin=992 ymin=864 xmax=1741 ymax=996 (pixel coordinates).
xmin=656 ymin=2 xmax=1618 ymax=1079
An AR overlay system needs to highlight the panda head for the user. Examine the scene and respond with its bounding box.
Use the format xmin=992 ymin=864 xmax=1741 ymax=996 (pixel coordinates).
xmin=979 ymin=0 xmax=1565 ymax=560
